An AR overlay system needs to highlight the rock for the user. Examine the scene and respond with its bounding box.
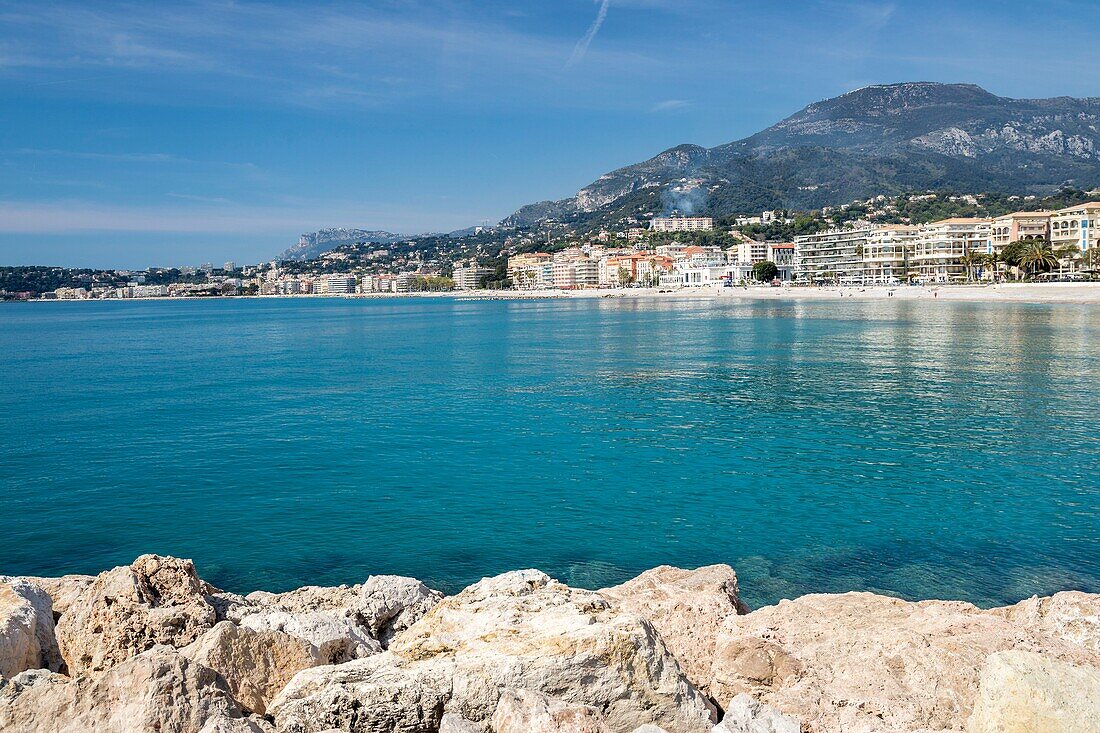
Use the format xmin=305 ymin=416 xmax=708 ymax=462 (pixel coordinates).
xmin=492 ymin=688 xmax=610 ymax=733
xmin=713 ymin=694 xmax=799 ymax=733
xmin=992 ymin=591 xmax=1100 ymax=653
xmin=600 ymin=565 xmax=748 ymax=695
xmin=359 ymin=575 xmax=444 ymax=646
xmin=269 ymin=652 xmax=451 ymax=733
xmin=631 ymin=727 xmax=671 ymax=733
xmin=244 ymin=574 xmax=442 ymax=649
xmin=271 ymin=570 xmax=716 ymax=733
xmin=182 ymin=621 xmax=322 ymax=714
xmin=0 ymin=578 xmax=61 ymax=677
xmin=56 ymin=555 xmax=217 ymax=675
xmin=14 ymin=575 xmax=95 ymax=617
xmin=709 ymin=591 xmax=1100 ymax=733
xmin=0 ymin=668 xmax=67 ymax=705
xmin=440 ymin=712 xmax=482 ymax=733
xmin=237 ymin=609 xmax=380 ymax=664
xmin=0 ymin=645 xmax=267 ymax=733
xmin=966 ymin=650 xmax=1100 ymax=733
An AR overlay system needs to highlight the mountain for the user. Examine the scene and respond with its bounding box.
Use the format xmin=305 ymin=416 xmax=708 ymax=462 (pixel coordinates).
xmin=279 ymin=228 xmax=410 ymax=261
xmin=505 ymin=83 xmax=1100 ymax=227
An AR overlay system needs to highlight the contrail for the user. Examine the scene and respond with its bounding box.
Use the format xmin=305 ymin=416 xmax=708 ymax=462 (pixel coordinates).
xmin=567 ymin=0 xmax=610 ymax=67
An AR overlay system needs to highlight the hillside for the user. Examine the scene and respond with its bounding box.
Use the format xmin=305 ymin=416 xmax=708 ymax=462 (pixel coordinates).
xmin=279 ymin=228 xmax=411 ymax=261
xmin=505 ymin=82 xmax=1100 ymax=228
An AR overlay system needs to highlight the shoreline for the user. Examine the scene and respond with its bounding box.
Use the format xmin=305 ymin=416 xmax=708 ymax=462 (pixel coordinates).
xmin=17 ymin=282 xmax=1100 ymax=306
xmin=2 ymin=556 xmax=1097 ymax=732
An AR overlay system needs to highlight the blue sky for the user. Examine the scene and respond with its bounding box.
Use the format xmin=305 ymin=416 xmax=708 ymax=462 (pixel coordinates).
xmin=2 ymin=0 xmax=1099 ymax=268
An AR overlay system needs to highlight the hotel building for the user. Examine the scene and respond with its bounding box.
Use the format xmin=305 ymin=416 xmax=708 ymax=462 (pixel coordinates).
xmin=990 ymin=212 xmax=1050 ymax=253
xmin=650 ymin=216 xmax=714 ymax=232
xmin=909 ymin=219 xmax=991 ymax=283
xmin=1050 ymin=202 xmax=1100 ymax=257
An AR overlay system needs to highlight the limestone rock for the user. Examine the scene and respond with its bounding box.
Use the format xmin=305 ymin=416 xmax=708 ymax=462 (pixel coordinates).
xmin=440 ymin=712 xmax=482 ymax=733
xmin=710 ymin=592 xmax=1100 ymax=733
xmin=182 ymin=621 xmax=322 ymax=714
xmin=56 ymin=555 xmax=217 ymax=675
xmin=272 ymin=570 xmax=716 ymax=733
xmin=600 ymin=565 xmax=747 ymax=695
xmin=966 ymin=650 xmax=1100 ymax=733
xmin=237 ymin=609 xmax=380 ymax=664
xmin=0 ymin=645 xmax=267 ymax=733
xmin=243 ymin=574 xmax=442 ymax=649
xmin=269 ymin=652 xmax=451 ymax=733
xmin=713 ymin=695 xmax=799 ymax=733
xmin=492 ymin=688 xmax=610 ymax=733
xmin=631 ymin=727 xmax=671 ymax=733
xmin=359 ymin=575 xmax=444 ymax=645
xmin=15 ymin=575 xmax=95 ymax=617
xmin=0 ymin=578 xmax=61 ymax=677
xmin=992 ymin=591 xmax=1100 ymax=653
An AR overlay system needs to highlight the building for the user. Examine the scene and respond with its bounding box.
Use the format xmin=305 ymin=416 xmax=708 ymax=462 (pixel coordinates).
xmin=860 ymin=226 xmax=919 ymax=284
xmin=1051 ymin=202 xmax=1100 ymax=258
xmin=910 ymin=219 xmax=991 ymax=283
xmin=323 ymin=275 xmax=357 ymax=294
xmin=650 ymin=216 xmax=714 ymax=232
xmin=990 ymin=212 xmax=1050 ymax=253
xmin=507 ymin=253 xmax=552 ymax=289
xmin=223 ymin=261 xmax=236 ymax=272
xmin=453 ymin=264 xmax=493 ymax=290
xmin=734 ymin=240 xmax=769 ymax=265
xmin=551 ymin=258 xmax=598 ymax=289
xmin=766 ymin=242 xmax=796 ymax=266
xmin=794 ymin=228 xmax=871 ymax=284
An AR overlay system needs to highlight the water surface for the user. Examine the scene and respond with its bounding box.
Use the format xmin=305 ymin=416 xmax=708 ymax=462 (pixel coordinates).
xmin=2 ymin=296 xmax=1097 ymax=608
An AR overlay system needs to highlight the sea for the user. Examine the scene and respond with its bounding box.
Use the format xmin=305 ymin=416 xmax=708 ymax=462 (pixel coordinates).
xmin=2 ymin=295 xmax=1098 ymax=609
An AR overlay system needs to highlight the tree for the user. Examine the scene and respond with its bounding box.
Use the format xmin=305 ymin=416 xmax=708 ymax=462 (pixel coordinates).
xmin=1018 ymin=241 xmax=1060 ymax=279
xmin=960 ymin=250 xmax=986 ymax=282
xmin=617 ymin=267 xmax=634 ymax=288
xmin=752 ymin=260 xmax=780 ymax=282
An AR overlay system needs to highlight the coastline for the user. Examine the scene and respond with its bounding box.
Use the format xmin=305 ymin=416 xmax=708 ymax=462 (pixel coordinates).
xmin=17 ymin=282 xmax=1100 ymax=306
xmin=2 ymin=557 xmax=1097 ymax=733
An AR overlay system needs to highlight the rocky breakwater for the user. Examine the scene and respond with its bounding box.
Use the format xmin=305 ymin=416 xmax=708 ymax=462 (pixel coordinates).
xmin=0 ymin=558 xmax=1097 ymax=733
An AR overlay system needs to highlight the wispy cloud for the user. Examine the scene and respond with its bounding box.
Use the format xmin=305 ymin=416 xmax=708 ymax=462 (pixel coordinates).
xmin=651 ymin=99 xmax=690 ymax=112
xmin=567 ymin=0 xmax=611 ymax=67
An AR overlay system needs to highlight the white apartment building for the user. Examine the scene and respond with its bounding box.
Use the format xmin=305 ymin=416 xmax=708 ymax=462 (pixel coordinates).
xmin=1050 ymin=202 xmax=1100 ymax=257
xmin=910 ymin=219 xmax=991 ymax=283
xmin=650 ymin=216 xmax=714 ymax=232
xmin=452 ymin=265 xmax=492 ymax=290
xmin=794 ymin=228 xmax=872 ymax=284
xmin=734 ymin=240 xmax=769 ymax=264
xmin=551 ymin=258 xmax=598 ymax=289
xmin=323 ymin=275 xmax=357 ymax=294
xmin=861 ymin=226 xmax=919 ymax=284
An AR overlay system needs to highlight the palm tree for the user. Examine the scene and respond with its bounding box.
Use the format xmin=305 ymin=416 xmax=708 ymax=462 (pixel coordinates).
xmin=1018 ymin=241 xmax=1060 ymax=280
xmin=960 ymin=250 xmax=984 ymax=282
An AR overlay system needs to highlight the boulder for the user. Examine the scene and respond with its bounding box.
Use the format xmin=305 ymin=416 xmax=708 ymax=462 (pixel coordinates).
xmin=269 ymin=652 xmax=451 ymax=733
xmin=712 ymin=695 xmax=799 ymax=733
xmin=237 ymin=609 xmax=380 ymax=664
xmin=243 ymin=574 xmax=442 ymax=649
xmin=182 ymin=621 xmax=322 ymax=714
xmin=271 ymin=570 xmax=716 ymax=733
xmin=0 ymin=578 xmax=61 ymax=677
xmin=991 ymin=591 xmax=1100 ymax=653
xmin=359 ymin=575 xmax=444 ymax=645
xmin=709 ymin=591 xmax=1100 ymax=733
xmin=966 ymin=650 xmax=1100 ymax=733
xmin=631 ymin=727 xmax=671 ymax=733
xmin=14 ymin=575 xmax=95 ymax=617
xmin=600 ymin=565 xmax=748 ymax=695
xmin=440 ymin=713 xmax=482 ymax=733
xmin=492 ymin=689 xmax=610 ymax=733
xmin=0 ymin=645 xmax=269 ymax=733
xmin=56 ymin=555 xmax=217 ymax=675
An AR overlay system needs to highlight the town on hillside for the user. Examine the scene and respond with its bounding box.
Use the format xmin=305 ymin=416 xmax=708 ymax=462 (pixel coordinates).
xmin=4 ymin=190 xmax=1100 ymax=300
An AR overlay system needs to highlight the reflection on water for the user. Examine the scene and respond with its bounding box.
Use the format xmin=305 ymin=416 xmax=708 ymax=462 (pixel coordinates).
xmin=1 ymin=296 xmax=1097 ymax=608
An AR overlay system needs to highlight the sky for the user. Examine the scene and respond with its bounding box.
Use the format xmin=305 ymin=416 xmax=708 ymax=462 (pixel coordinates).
xmin=2 ymin=0 xmax=1100 ymax=269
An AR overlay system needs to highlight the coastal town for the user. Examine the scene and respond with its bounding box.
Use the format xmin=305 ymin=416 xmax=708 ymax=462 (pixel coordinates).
xmin=5 ymin=191 xmax=1100 ymax=301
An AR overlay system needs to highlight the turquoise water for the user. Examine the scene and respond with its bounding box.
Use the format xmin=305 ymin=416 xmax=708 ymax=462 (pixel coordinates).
xmin=1 ymin=296 xmax=1098 ymax=609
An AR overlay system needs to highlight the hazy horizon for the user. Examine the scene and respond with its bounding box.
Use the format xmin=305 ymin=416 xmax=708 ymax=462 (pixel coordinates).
xmin=3 ymin=0 xmax=1100 ymax=269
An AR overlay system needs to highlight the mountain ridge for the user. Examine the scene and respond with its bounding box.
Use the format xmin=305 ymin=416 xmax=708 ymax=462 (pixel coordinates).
xmin=504 ymin=82 xmax=1100 ymax=228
